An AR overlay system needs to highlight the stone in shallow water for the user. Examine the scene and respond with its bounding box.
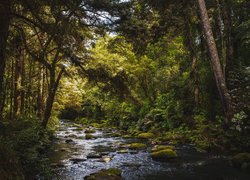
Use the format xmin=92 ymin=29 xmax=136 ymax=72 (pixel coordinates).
xmin=85 ymin=129 xmax=96 ymax=133
xmin=51 ymin=163 xmax=64 ymax=168
xmin=100 ymin=156 xmax=112 ymax=163
xmin=59 ymin=148 xmax=68 ymax=152
xmin=101 ymin=152 xmax=110 ymax=156
xmin=151 ymin=145 xmax=175 ymax=152
xmin=137 ymin=132 xmax=154 ymax=139
xmin=151 ymin=149 xmax=177 ymax=162
xmin=232 ymin=153 xmax=250 ymax=168
xmin=70 ymin=158 xmax=87 ymax=164
xmin=65 ymin=139 xmax=74 ymax=143
xmin=85 ymin=134 xmax=97 ymax=140
xmin=129 ymin=150 xmax=138 ymax=154
xmin=64 ymin=134 xmax=78 ymax=139
xmin=87 ymin=153 xmax=102 ymax=159
xmin=128 ymin=143 xmax=146 ymax=150
xmin=85 ymin=168 xmax=122 ymax=180
xmin=117 ymin=149 xmax=129 ymax=154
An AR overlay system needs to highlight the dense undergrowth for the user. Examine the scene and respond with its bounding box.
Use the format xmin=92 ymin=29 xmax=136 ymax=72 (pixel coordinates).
xmin=0 ymin=116 xmax=58 ymax=179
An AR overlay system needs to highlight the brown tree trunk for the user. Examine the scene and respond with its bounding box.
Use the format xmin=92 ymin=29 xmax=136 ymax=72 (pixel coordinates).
xmin=197 ymin=0 xmax=233 ymax=126
xmin=14 ymin=39 xmax=22 ymax=118
xmin=42 ymin=68 xmax=64 ymax=128
xmin=183 ymin=6 xmax=200 ymax=106
xmin=220 ymin=0 xmax=234 ymax=79
xmin=37 ymin=64 xmax=43 ymax=120
xmin=20 ymin=48 xmax=25 ymax=115
xmin=0 ymin=0 xmax=11 ymax=119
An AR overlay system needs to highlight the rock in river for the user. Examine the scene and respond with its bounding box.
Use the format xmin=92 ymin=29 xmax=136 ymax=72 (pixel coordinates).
xmin=65 ymin=139 xmax=74 ymax=143
xmin=85 ymin=168 xmax=122 ymax=180
xmin=70 ymin=158 xmax=87 ymax=164
xmin=151 ymin=149 xmax=177 ymax=162
xmin=87 ymin=153 xmax=102 ymax=159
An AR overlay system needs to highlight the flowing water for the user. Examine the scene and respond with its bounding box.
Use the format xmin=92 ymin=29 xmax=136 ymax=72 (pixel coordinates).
xmin=49 ymin=120 xmax=250 ymax=180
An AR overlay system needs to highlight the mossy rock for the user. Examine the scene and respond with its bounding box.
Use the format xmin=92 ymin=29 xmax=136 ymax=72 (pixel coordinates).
xmin=117 ymin=149 xmax=129 ymax=154
xmin=109 ymin=132 xmax=121 ymax=137
xmin=232 ymin=153 xmax=250 ymax=168
xmin=122 ymin=135 xmax=132 ymax=139
xmin=90 ymin=123 xmax=102 ymax=128
xmin=128 ymin=143 xmax=146 ymax=150
xmin=129 ymin=130 xmax=141 ymax=136
xmin=85 ymin=134 xmax=97 ymax=140
xmin=151 ymin=145 xmax=175 ymax=152
xmin=151 ymin=149 xmax=177 ymax=161
xmin=85 ymin=129 xmax=96 ymax=134
xmin=85 ymin=168 xmax=122 ymax=180
xmin=137 ymin=132 xmax=154 ymax=139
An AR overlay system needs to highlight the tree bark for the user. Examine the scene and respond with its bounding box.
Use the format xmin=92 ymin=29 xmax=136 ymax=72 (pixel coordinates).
xmin=221 ymin=0 xmax=234 ymax=78
xmin=197 ymin=0 xmax=233 ymax=126
xmin=13 ymin=38 xmax=22 ymax=118
xmin=20 ymin=49 xmax=26 ymax=114
xmin=37 ymin=63 xmax=43 ymax=120
xmin=42 ymin=68 xmax=64 ymax=128
xmin=0 ymin=0 xmax=11 ymax=119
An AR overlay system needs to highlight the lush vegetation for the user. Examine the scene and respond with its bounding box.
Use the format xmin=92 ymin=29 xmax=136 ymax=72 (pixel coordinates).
xmin=0 ymin=0 xmax=249 ymax=178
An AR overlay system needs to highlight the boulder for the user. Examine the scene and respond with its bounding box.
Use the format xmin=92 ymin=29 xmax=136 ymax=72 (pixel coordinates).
xmin=65 ymin=139 xmax=74 ymax=143
xmin=85 ymin=134 xmax=97 ymax=140
xmin=85 ymin=168 xmax=122 ymax=180
xmin=232 ymin=153 xmax=250 ymax=168
xmin=87 ymin=153 xmax=102 ymax=159
xmin=117 ymin=149 xmax=129 ymax=154
xmin=85 ymin=129 xmax=96 ymax=134
xmin=151 ymin=149 xmax=177 ymax=161
xmin=128 ymin=143 xmax=146 ymax=150
xmin=151 ymin=145 xmax=175 ymax=152
xmin=137 ymin=132 xmax=154 ymax=139
xmin=70 ymin=158 xmax=86 ymax=164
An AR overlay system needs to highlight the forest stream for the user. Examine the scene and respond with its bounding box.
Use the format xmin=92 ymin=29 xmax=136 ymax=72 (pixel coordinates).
xmin=48 ymin=120 xmax=250 ymax=180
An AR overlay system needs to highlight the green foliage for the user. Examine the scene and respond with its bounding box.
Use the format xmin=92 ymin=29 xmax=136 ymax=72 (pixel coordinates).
xmin=0 ymin=137 xmax=24 ymax=180
xmin=0 ymin=118 xmax=53 ymax=179
xmin=59 ymin=106 xmax=81 ymax=120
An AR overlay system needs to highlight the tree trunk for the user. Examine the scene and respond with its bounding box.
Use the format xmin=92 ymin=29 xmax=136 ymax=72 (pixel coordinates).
xmin=197 ymin=0 xmax=233 ymax=126
xmin=20 ymin=49 xmax=25 ymax=115
xmin=0 ymin=0 xmax=11 ymax=119
xmin=182 ymin=5 xmax=200 ymax=106
xmin=221 ymin=0 xmax=234 ymax=79
xmin=42 ymin=68 xmax=64 ymax=128
xmin=37 ymin=64 xmax=43 ymax=120
xmin=14 ymin=39 xmax=22 ymax=118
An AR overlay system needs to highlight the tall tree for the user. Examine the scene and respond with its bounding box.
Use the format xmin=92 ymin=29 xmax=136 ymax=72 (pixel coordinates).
xmin=0 ymin=0 xmax=11 ymax=119
xmin=197 ymin=0 xmax=233 ymax=126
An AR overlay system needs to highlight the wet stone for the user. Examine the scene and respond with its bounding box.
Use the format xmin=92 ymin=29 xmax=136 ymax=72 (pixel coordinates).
xmin=85 ymin=168 xmax=122 ymax=180
xmin=64 ymin=134 xmax=78 ymax=139
xmin=65 ymin=139 xmax=74 ymax=143
xmin=99 ymin=156 xmax=112 ymax=163
xmin=101 ymin=152 xmax=110 ymax=156
xmin=129 ymin=150 xmax=138 ymax=154
xmin=59 ymin=148 xmax=68 ymax=152
xmin=70 ymin=158 xmax=87 ymax=164
xmin=51 ymin=163 xmax=65 ymax=168
xmin=87 ymin=153 xmax=102 ymax=159
xmin=117 ymin=149 xmax=129 ymax=154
